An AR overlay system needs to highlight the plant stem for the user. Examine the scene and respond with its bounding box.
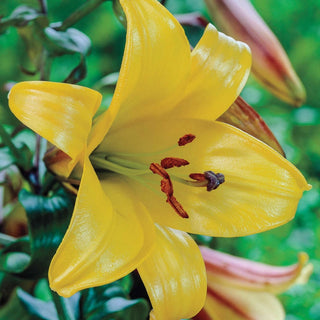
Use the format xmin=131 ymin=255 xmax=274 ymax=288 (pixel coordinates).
xmin=38 ymin=0 xmax=48 ymax=14
xmin=31 ymin=134 xmax=42 ymax=194
xmin=51 ymin=290 xmax=76 ymax=320
xmin=55 ymin=0 xmax=109 ymax=31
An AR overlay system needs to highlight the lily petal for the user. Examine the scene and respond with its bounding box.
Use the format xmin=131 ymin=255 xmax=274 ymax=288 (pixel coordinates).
xmin=88 ymin=0 xmax=191 ymax=152
xmin=172 ymin=24 xmax=251 ymax=121
xmin=196 ymin=282 xmax=285 ymax=320
xmin=102 ymin=118 xmax=309 ymax=237
xmin=138 ymin=225 xmax=206 ymax=320
xmin=49 ymin=156 xmax=155 ymax=297
xmin=201 ymin=247 xmax=313 ymax=294
xmin=8 ymin=81 xmax=101 ymax=175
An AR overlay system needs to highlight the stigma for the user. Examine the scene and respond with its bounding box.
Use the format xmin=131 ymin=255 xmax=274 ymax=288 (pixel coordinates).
xmin=190 ymin=171 xmax=225 ymax=191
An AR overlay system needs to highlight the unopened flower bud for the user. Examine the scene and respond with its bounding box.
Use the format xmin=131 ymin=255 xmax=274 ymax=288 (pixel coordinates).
xmin=205 ymin=0 xmax=306 ymax=106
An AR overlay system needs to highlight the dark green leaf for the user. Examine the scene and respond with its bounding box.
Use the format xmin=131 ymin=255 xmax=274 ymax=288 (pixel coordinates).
xmin=86 ymin=296 xmax=149 ymax=320
xmin=44 ymin=27 xmax=91 ymax=56
xmin=17 ymin=288 xmax=58 ymax=320
xmin=8 ymin=6 xmax=41 ymax=25
xmin=0 ymin=290 xmax=37 ymax=320
xmin=63 ymin=57 xmax=87 ymax=84
xmin=0 ymin=189 xmax=74 ymax=279
xmin=81 ymin=280 xmax=150 ymax=320
xmin=17 ymin=288 xmax=81 ymax=320
xmin=0 ymin=6 xmax=43 ymax=34
xmin=17 ymin=188 xmax=74 ymax=278
xmin=94 ymin=72 xmax=119 ymax=91
xmin=0 ymin=271 xmax=32 ymax=305
xmin=0 ymin=147 xmax=16 ymax=170
xmin=0 ymin=238 xmax=31 ymax=273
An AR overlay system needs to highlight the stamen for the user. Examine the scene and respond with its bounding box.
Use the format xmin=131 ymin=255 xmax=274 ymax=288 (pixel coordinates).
xmin=150 ymin=163 xmax=189 ymax=219
xmin=190 ymin=171 xmax=225 ymax=191
xmin=161 ymin=157 xmax=189 ymax=169
xmin=150 ymin=162 xmax=170 ymax=179
xmin=178 ymin=134 xmax=196 ymax=146
xmin=167 ymin=196 xmax=189 ymax=218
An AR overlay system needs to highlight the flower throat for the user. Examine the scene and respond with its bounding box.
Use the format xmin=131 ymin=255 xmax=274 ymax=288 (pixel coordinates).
xmin=90 ymin=134 xmax=225 ymax=219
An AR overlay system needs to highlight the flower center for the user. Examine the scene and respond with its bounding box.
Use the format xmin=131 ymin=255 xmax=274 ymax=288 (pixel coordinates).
xmin=90 ymin=133 xmax=225 ymax=219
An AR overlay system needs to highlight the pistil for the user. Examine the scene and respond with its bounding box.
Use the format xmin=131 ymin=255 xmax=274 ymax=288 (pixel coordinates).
xmin=190 ymin=171 xmax=225 ymax=191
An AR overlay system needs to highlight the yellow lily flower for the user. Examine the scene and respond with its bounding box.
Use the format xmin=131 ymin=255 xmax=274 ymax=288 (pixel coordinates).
xmin=195 ymin=247 xmax=313 ymax=320
xmin=8 ymin=0 xmax=310 ymax=319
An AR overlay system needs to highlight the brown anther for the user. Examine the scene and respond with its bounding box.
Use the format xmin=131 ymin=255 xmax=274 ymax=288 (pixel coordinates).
xmin=161 ymin=157 xmax=189 ymax=169
xmin=160 ymin=178 xmax=173 ymax=196
xmin=178 ymin=134 xmax=196 ymax=146
xmin=167 ymin=196 xmax=189 ymax=218
xmin=150 ymin=162 xmax=189 ymax=219
xmin=150 ymin=163 xmax=169 ymax=179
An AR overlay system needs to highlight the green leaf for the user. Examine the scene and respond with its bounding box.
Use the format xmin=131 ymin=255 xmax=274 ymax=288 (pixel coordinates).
xmin=43 ymin=27 xmax=91 ymax=56
xmin=0 ymin=188 xmax=74 ymax=279
xmin=63 ymin=57 xmax=87 ymax=84
xmin=0 ymin=271 xmax=32 ymax=304
xmin=81 ymin=280 xmax=150 ymax=320
xmin=18 ymin=188 xmax=74 ymax=278
xmin=17 ymin=288 xmax=81 ymax=320
xmin=0 ymin=290 xmax=37 ymax=320
xmin=17 ymin=288 xmax=58 ymax=320
xmin=94 ymin=72 xmax=119 ymax=91
xmin=42 ymin=27 xmax=91 ymax=83
xmin=0 ymin=147 xmax=16 ymax=170
xmin=86 ymin=296 xmax=150 ymax=320
xmin=0 ymin=6 xmax=43 ymax=34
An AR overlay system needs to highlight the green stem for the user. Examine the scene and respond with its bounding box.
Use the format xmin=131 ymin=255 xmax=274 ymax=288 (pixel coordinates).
xmin=55 ymin=0 xmax=109 ymax=31
xmin=0 ymin=233 xmax=16 ymax=246
xmin=51 ymin=290 xmax=76 ymax=320
xmin=0 ymin=125 xmax=22 ymax=164
xmin=38 ymin=0 xmax=48 ymax=14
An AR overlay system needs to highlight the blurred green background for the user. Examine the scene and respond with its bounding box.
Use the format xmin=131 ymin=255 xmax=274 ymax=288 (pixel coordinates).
xmin=0 ymin=0 xmax=319 ymax=319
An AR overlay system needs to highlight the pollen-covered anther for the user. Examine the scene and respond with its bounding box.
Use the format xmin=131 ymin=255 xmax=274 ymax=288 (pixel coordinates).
xmin=190 ymin=171 xmax=225 ymax=191
xmin=178 ymin=133 xmax=196 ymax=146
xmin=150 ymin=162 xmax=189 ymax=219
xmin=167 ymin=196 xmax=189 ymax=218
xmin=150 ymin=162 xmax=170 ymax=179
xmin=161 ymin=157 xmax=190 ymax=169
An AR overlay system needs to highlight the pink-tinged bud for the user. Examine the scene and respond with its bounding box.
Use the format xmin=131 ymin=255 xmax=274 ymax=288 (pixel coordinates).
xmin=218 ymin=96 xmax=285 ymax=156
xmin=204 ymin=0 xmax=306 ymax=106
xmin=194 ymin=246 xmax=313 ymax=320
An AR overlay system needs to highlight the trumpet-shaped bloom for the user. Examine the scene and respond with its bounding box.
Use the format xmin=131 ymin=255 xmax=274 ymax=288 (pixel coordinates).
xmin=8 ymin=0 xmax=310 ymax=318
xmin=195 ymin=247 xmax=313 ymax=320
